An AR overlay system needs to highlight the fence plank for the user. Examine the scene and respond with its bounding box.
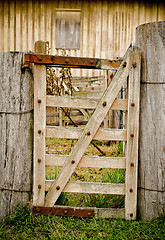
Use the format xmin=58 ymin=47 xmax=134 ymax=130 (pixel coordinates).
xmin=45 ymin=154 xmax=126 ymax=169
xmin=33 ymin=65 xmax=46 ymax=206
xmin=46 ymin=96 xmax=128 ymax=110
xmin=46 ymin=126 xmax=127 ymax=141
xmin=125 ymin=50 xmax=141 ymax=220
xmin=45 ymin=181 xmax=125 ymax=195
xmin=44 ymin=47 xmax=134 ymax=207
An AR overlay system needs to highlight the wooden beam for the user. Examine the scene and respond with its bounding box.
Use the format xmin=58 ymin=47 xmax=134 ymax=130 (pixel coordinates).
xmin=125 ymin=50 xmax=141 ymax=220
xmin=33 ymin=65 xmax=46 ymax=206
xmin=46 ymin=126 xmax=127 ymax=141
xmin=44 ymin=47 xmax=136 ymax=207
xmin=46 ymin=96 xmax=128 ymax=110
xmin=45 ymin=181 xmax=125 ymax=195
xmin=24 ymin=54 xmax=122 ymax=70
xmin=45 ymin=154 xmax=126 ymax=169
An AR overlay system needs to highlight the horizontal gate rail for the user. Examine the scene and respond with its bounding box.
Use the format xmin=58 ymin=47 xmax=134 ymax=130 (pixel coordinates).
xmin=46 ymin=126 xmax=127 ymax=141
xmin=45 ymin=181 xmax=125 ymax=195
xmin=24 ymin=54 xmax=122 ymax=70
xmin=45 ymin=154 xmax=126 ymax=169
xmin=46 ymin=95 xmax=128 ymax=110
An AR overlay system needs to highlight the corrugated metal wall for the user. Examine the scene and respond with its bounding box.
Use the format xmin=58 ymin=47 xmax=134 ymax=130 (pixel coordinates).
xmin=0 ymin=0 xmax=164 ymax=67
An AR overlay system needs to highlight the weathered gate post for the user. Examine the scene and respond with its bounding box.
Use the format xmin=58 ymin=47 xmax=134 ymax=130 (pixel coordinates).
xmin=136 ymin=21 xmax=165 ymax=219
xmin=0 ymin=52 xmax=33 ymax=220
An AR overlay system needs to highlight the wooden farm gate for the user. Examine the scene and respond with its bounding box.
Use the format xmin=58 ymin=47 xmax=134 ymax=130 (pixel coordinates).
xmin=24 ymin=46 xmax=141 ymax=220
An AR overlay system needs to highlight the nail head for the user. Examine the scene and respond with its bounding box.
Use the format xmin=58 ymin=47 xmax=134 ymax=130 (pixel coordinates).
xmin=38 ymin=130 xmax=42 ymax=134
xmin=56 ymin=186 xmax=60 ymax=190
xmin=38 ymin=184 xmax=41 ymax=189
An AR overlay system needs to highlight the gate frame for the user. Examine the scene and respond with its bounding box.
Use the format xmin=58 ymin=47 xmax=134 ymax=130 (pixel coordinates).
xmin=24 ymin=46 xmax=141 ymax=220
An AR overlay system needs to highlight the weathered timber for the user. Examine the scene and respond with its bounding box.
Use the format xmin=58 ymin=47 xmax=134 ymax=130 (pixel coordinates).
xmin=136 ymin=21 xmax=165 ymax=220
xmin=46 ymin=126 xmax=127 ymax=141
xmin=45 ymin=154 xmax=126 ymax=169
xmin=46 ymin=96 xmax=128 ymax=110
xmin=0 ymin=52 xmax=33 ymax=220
xmin=45 ymin=181 xmax=125 ymax=195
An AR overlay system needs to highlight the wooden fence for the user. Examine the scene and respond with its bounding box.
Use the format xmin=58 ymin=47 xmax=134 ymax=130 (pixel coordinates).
xmin=0 ymin=22 xmax=164 ymax=221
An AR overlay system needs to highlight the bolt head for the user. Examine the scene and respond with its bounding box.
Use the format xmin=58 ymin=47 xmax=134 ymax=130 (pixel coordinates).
xmin=130 ymin=188 xmax=133 ymax=193
xmin=103 ymin=101 xmax=107 ymax=107
xmin=131 ymin=102 xmax=135 ymax=107
xmin=64 ymin=210 xmax=68 ymax=214
xmin=65 ymin=59 xmax=69 ymax=63
xmin=38 ymin=99 xmax=41 ymax=103
xmin=87 ymin=131 xmax=91 ymax=136
xmin=130 ymin=162 xmax=134 ymax=168
xmin=56 ymin=186 xmax=60 ymax=190
xmin=123 ymin=62 xmax=127 ymax=68
xmin=133 ymin=62 xmax=136 ymax=68
xmin=38 ymin=184 xmax=41 ymax=189
xmin=38 ymin=158 xmax=41 ymax=163
xmin=71 ymin=160 xmax=75 ymax=164
xmin=130 ymin=133 xmax=134 ymax=138
xmin=38 ymin=130 xmax=42 ymax=134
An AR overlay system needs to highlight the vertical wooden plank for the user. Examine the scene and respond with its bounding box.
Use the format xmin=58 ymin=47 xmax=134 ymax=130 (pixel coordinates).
xmin=0 ymin=0 xmax=4 ymax=51
xmin=3 ymin=1 xmax=9 ymax=51
xmin=40 ymin=0 xmax=45 ymax=42
xmin=27 ymin=0 xmax=33 ymax=52
xmin=9 ymin=0 xmax=15 ymax=51
xmin=34 ymin=1 xmax=39 ymax=44
xmin=158 ymin=2 xmax=165 ymax=21
xmin=33 ymin=64 xmax=46 ymax=206
xmin=125 ymin=49 xmax=141 ymax=220
xmin=15 ymin=0 xmax=21 ymax=51
xmin=21 ymin=1 xmax=27 ymax=51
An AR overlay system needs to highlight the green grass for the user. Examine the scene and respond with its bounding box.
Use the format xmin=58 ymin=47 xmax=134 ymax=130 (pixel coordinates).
xmin=0 ymin=205 xmax=164 ymax=240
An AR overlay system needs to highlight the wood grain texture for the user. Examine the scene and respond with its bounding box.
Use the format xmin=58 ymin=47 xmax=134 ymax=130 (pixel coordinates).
xmin=46 ymin=95 xmax=128 ymax=110
xmin=45 ymin=181 xmax=125 ymax=195
xmin=46 ymin=126 xmax=127 ymax=141
xmin=125 ymin=50 xmax=141 ymax=220
xmin=136 ymin=21 xmax=165 ymax=220
xmin=45 ymin=154 xmax=126 ymax=169
xmin=0 ymin=52 xmax=33 ymax=220
xmin=33 ymin=65 xmax=46 ymax=206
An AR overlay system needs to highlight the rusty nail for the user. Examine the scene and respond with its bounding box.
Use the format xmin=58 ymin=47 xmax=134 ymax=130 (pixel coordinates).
xmin=90 ymin=60 xmax=94 ymax=64
xmin=38 ymin=184 xmax=41 ymax=189
xmin=103 ymin=101 xmax=107 ymax=107
xmin=65 ymin=59 xmax=69 ymax=63
xmin=130 ymin=188 xmax=133 ymax=193
xmin=130 ymin=133 xmax=134 ymax=138
xmin=71 ymin=160 xmax=75 ymax=164
xmin=38 ymin=99 xmax=41 ymax=103
xmin=130 ymin=162 xmax=134 ymax=168
xmin=87 ymin=131 xmax=91 ymax=136
xmin=133 ymin=62 xmax=136 ymax=68
xmin=88 ymin=212 xmax=91 ymax=216
xmin=131 ymin=102 xmax=135 ymax=107
xmin=38 ymin=130 xmax=42 ymax=134
xmin=123 ymin=62 xmax=127 ymax=68
xmin=130 ymin=213 xmax=133 ymax=217
xmin=56 ymin=186 xmax=60 ymax=190
xmin=64 ymin=210 xmax=68 ymax=214
xmin=38 ymin=158 xmax=41 ymax=163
